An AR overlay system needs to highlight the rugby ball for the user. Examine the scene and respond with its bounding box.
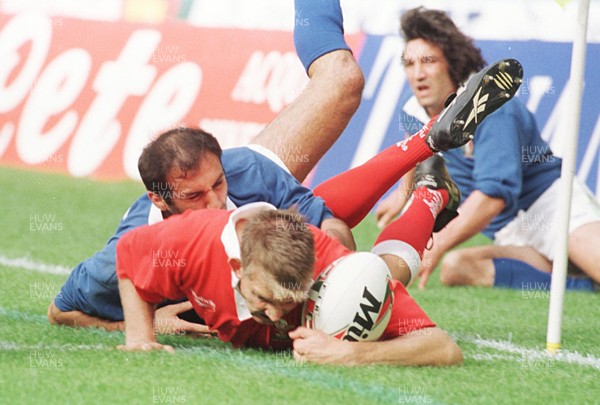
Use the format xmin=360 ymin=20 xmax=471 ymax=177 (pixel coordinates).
xmin=302 ymin=252 xmax=394 ymax=342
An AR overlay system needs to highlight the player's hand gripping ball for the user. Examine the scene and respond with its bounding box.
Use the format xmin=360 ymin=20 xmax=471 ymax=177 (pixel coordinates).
xmin=302 ymin=252 xmax=394 ymax=341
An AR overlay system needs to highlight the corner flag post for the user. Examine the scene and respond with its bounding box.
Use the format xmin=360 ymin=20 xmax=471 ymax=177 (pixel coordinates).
xmin=546 ymin=0 xmax=590 ymax=354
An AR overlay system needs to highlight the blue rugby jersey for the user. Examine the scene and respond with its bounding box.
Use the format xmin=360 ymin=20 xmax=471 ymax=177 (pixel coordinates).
xmin=54 ymin=147 xmax=333 ymax=320
xmin=401 ymin=97 xmax=561 ymax=239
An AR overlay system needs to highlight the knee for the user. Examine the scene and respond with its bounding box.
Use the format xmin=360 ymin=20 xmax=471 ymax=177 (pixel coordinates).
xmin=567 ymin=222 xmax=599 ymax=253
xmin=339 ymin=58 xmax=364 ymax=107
xmin=440 ymin=250 xmax=470 ymax=286
xmin=313 ymin=50 xmax=364 ymax=107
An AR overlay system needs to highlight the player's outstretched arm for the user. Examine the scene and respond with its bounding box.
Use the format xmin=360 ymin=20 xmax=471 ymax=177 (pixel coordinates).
xmin=289 ymin=326 xmax=462 ymax=366
xmin=117 ymin=278 xmax=174 ymax=353
xmin=47 ymin=301 xmax=124 ymax=331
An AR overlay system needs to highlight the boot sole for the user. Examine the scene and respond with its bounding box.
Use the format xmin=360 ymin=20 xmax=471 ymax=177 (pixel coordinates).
xmin=433 ymin=59 xmax=524 ymax=150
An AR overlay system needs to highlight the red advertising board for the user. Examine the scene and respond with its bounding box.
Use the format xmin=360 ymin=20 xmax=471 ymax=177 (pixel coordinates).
xmin=0 ymin=13 xmax=363 ymax=180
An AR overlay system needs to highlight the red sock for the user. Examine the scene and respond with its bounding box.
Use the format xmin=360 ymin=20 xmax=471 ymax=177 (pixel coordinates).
xmin=374 ymin=187 xmax=449 ymax=257
xmin=313 ymin=118 xmax=435 ymax=228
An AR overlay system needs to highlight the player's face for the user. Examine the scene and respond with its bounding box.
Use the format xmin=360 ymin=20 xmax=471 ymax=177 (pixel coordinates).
xmin=237 ymin=272 xmax=300 ymax=325
xmin=403 ymin=38 xmax=457 ymax=117
xmin=165 ymin=153 xmax=228 ymax=214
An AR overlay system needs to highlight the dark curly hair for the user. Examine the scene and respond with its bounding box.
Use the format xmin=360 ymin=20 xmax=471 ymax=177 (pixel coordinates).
xmin=400 ymin=7 xmax=486 ymax=87
xmin=138 ymin=127 xmax=222 ymax=205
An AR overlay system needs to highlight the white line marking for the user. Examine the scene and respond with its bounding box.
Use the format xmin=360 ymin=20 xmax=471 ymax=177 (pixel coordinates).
xmin=469 ymin=353 xmax=518 ymax=362
xmin=0 ymin=307 xmax=49 ymax=323
xmin=459 ymin=334 xmax=600 ymax=370
xmin=0 ymin=254 xmax=71 ymax=275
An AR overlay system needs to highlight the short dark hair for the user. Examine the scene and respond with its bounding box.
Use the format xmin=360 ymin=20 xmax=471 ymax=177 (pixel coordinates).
xmin=138 ymin=127 xmax=222 ymax=204
xmin=400 ymin=7 xmax=486 ymax=87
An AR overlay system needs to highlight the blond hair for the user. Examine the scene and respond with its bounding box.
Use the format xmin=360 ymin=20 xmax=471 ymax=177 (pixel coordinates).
xmin=240 ymin=209 xmax=315 ymax=301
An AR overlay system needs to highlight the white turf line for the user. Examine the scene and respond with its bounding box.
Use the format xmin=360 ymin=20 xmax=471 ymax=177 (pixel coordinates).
xmin=0 ymin=254 xmax=71 ymax=276
xmin=2 ymin=254 xmax=600 ymax=370
xmin=458 ymin=335 xmax=600 ymax=370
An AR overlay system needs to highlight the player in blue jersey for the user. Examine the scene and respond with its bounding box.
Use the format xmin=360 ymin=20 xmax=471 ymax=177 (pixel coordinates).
xmin=375 ymin=7 xmax=600 ymax=291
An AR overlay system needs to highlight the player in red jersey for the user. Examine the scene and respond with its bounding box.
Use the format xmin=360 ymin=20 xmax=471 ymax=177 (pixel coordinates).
xmin=115 ymin=47 xmax=522 ymax=363
xmin=116 ymin=152 xmax=464 ymax=366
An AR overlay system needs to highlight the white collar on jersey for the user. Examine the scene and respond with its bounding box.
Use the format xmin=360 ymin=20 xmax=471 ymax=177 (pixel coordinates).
xmin=147 ymin=196 xmax=237 ymax=225
xmin=148 ymin=202 xmax=164 ymax=225
xmin=402 ymin=95 xmax=431 ymax=125
xmin=220 ymin=202 xmax=276 ymax=260
xmin=220 ymin=202 xmax=277 ymax=322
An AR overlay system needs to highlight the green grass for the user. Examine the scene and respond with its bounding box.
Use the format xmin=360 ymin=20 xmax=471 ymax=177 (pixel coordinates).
xmin=1 ymin=167 xmax=599 ymax=405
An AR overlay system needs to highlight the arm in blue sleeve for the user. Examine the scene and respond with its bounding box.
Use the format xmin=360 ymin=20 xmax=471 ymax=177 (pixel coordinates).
xmin=53 ymin=195 xmax=154 ymax=321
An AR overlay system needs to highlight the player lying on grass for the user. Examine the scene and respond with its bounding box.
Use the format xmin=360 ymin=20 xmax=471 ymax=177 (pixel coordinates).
xmin=48 ymin=56 xmax=523 ymax=334
xmin=116 ymin=160 xmax=464 ymax=366
xmin=115 ymin=59 xmax=523 ymax=364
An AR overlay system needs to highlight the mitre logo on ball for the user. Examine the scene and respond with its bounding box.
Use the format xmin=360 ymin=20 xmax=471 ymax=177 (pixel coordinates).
xmin=302 ymin=252 xmax=394 ymax=342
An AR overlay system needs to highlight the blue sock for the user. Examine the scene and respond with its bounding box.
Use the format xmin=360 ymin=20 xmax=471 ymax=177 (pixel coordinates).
xmin=493 ymin=258 xmax=594 ymax=292
xmin=293 ymin=0 xmax=351 ymax=72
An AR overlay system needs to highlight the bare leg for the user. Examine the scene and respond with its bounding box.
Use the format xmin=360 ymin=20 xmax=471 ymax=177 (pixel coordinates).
xmin=440 ymin=245 xmax=552 ymax=287
xmin=380 ymin=254 xmax=412 ymax=286
xmin=251 ymin=49 xmax=364 ymax=181
xmin=568 ymin=221 xmax=600 ymax=283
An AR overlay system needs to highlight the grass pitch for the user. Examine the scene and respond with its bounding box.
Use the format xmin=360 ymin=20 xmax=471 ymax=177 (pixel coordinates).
xmin=1 ymin=167 xmax=599 ymax=405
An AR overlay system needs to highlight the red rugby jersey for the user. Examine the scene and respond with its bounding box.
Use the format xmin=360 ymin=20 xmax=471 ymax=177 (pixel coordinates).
xmin=116 ymin=203 xmax=434 ymax=350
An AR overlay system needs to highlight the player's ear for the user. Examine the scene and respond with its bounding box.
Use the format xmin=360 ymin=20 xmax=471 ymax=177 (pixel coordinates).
xmin=147 ymin=191 xmax=169 ymax=211
xmin=229 ymin=258 xmax=243 ymax=278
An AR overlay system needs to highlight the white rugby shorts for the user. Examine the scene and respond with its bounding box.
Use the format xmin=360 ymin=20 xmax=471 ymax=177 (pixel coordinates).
xmin=494 ymin=178 xmax=600 ymax=261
